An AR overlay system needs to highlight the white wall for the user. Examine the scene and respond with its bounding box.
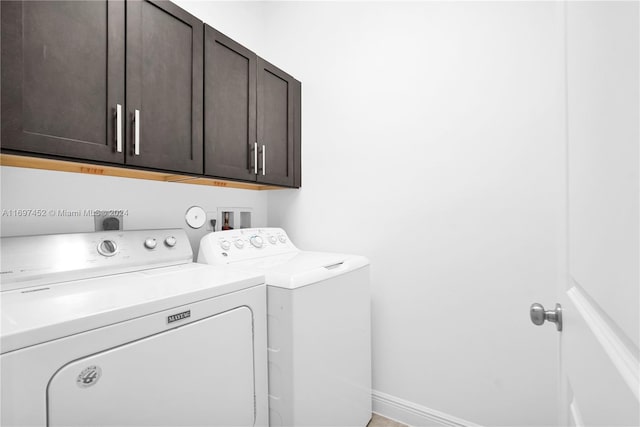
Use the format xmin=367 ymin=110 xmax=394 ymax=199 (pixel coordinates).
xmin=262 ymin=2 xmax=566 ymax=426
xmin=0 ymin=166 xmax=268 ymax=255
xmin=175 ymin=0 xmax=266 ymax=53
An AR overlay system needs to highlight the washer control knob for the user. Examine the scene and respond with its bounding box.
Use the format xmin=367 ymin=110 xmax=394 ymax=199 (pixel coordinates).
xmin=144 ymin=238 xmax=157 ymax=250
xmin=234 ymin=239 xmax=245 ymax=249
xmin=278 ymin=235 xmax=287 ymax=243
xmin=268 ymin=235 xmax=277 ymax=245
xmin=220 ymin=240 xmax=231 ymax=251
xmin=164 ymin=236 xmax=177 ymax=247
xmin=250 ymin=235 xmax=264 ymax=248
xmin=98 ymin=239 xmax=118 ymax=257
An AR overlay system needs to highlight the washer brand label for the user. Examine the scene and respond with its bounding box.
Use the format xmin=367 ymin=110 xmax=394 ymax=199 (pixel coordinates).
xmin=167 ymin=310 xmax=191 ymax=324
xmin=77 ymin=365 xmax=102 ymax=388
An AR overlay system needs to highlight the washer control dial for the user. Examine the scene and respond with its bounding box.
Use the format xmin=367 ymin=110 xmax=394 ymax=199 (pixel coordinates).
xmin=164 ymin=236 xmax=177 ymax=247
xmin=144 ymin=238 xmax=157 ymax=250
xmin=97 ymin=240 xmax=118 ymax=257
xmin=234 ymin=239 xmax=245 ymax=249
xmin=220 ymin=240 xmax=231 ymax=251
xmin=278 ymin=235 xmax=287 ymax=243
xmin=268 ymin=235 xmax=277 ymax=245
xmin=250 ymin=235 xmax=264 ymax=248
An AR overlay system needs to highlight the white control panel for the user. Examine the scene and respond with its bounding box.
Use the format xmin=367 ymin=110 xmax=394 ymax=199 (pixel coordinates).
xmin=198 ymin=228 xmax=298 ymax=265
xmin=0 ymin=229 xmax=193 ymax=292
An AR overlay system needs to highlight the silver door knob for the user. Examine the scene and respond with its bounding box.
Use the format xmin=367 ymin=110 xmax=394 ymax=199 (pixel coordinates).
xmin=530 ymin=303 xmax=563 ymax=331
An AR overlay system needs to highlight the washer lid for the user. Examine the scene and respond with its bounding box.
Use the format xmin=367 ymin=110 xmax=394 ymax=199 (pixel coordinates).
xmin=1 ymin=263 xmax=264 ymax=353
xmin=229 ymin=251 xmax=369 ymax=289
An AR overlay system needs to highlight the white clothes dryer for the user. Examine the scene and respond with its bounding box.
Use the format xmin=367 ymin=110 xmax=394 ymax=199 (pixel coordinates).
xmin=198 ymin=227 xmax=372 ymax=427
xmin=0 ymin=229 xmax=268 ymax=427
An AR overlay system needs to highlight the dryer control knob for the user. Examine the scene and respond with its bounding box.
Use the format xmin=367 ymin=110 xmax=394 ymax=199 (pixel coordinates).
xmin=268 ymin=235 xmax=277 ymax=245
xmin=144 ymin=238 xmax=157 ymax=250
xmin=220 ymin=240 xmax=231 ymax=251
xmin=234 ymin=239 xmax=245 ymax=249
xmin=278 ymin=235 xmax=287 ymax=243
xmin=250 ymin=235 xmax=264 ymax=248
xmin=164 ymin=236 xmax=177 ymax=247
xmin=98 ymin=239 xmax=118 ymax=257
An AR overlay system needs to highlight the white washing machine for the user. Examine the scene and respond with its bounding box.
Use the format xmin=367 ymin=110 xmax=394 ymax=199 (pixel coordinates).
xmin=198 ymin=227 xmax=372 ymax=427
xmin=0 ymin=229 xmax=268 ymax=427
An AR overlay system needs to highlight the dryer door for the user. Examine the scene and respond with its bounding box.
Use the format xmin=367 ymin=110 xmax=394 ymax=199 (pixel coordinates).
xmin=48 ymin=306 xmax=255 ymax=426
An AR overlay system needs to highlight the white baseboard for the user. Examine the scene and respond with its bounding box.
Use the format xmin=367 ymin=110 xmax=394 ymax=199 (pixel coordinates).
xmin=372 ymin=390 xmax=482 ymax=427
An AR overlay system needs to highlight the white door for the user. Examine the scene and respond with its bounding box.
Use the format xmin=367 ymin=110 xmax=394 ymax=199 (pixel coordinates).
xmin=558 ymin=2 xmax=639 ymax=426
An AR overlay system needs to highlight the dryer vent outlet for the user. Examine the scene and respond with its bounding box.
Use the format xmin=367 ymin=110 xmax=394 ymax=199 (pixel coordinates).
xmin=94 ymin=214 xmax=123 ymax=231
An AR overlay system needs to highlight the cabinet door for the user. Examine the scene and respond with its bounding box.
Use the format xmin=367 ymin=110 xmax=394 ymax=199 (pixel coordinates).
xmin=1 ymin=1 xmax=125 ymax=163
xmin=293 ymin=80 xmax=302 ymax=188
xmin=204 ymin=27 xmax=257 ymax=181
xmin=257 ymin=58 xmax=296 ymax=187
xmin=126 ymin=0 xmax=203 ymax=174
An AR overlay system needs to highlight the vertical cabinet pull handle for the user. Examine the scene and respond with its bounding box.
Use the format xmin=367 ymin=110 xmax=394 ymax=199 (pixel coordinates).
xmin=254 ymin=142 xmax=258 ymax=174
xmin=134 ymin=109 xmax=140 ymax=155
xmin=116 ymin=104 xmax=123 ymax=153
xmin=262 ymin=145 xmax=266 ymax=176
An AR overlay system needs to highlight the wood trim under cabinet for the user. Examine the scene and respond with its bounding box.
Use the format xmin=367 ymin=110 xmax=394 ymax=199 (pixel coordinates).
xmin=0 ymin=154 xmax=282 ymax=191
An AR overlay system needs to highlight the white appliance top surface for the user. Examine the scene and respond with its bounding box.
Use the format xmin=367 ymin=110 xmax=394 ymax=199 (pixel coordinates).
xmin=1 ymin=262 xmax=264 ymax=354
xmin=231 ymin=251 xmax=369 ymax=289
xmin=198 ymin=228 xmax=369 ymax=289
xmin=0 ymin=228 xmax=195 ymax=291
xmin=231 ymin=250 xmax=351 ymax=270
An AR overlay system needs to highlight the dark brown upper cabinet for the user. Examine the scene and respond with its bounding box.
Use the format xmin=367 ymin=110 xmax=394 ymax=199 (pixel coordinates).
xmin=257 ymin=58 xmax=299 ymax=187
xmin=126 ymin=1 xmax=202 ymax=174
xmin=1 ymin=1 xmax=125 ymax=163
xmin=204 ymin=27 xmax=300 ymax=187
xmin=204 ymin=26 xmax=257 ymax=181
xmin=2 ymin=1 xmax=300 ymax=188
xmin=293 ymin=79 xmax=302 ymax=188
xmin=1 ymin=0 xmax=203 ymax=175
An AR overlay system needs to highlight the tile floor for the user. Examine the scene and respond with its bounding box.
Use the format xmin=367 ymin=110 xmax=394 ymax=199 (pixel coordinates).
xmin=367 ymin=413 xmax=408 ymax=427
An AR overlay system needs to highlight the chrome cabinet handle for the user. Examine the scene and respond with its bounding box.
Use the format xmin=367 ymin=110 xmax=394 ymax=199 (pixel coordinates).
xmin=530 ymin=303 xmax=563 ymax=331
xmin=254 ymin=142 xmax=258 ymax=174
xmin=116 ymin=104 xmax=122 ymax=153
xmin=134 ymin=109 xmax=140 ymax=155
xmin=262 ymin=144 xmax=266 ymax=176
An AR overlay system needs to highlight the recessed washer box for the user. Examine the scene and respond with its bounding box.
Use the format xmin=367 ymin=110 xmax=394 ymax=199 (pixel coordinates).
xmin=217 ymin=208 xmax=252 ymax=231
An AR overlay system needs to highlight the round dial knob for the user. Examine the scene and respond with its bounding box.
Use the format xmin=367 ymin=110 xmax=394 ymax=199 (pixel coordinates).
xmin=268 ymin=235 xmax=277 ymax=245
xmin=164 ymin=236 xmax=177 ymax=247
xmin=144 ymin=238 xmax=157 ymax=249
xmin=234 ymin=239 xmax=245 ymax=249
xmin=220 ymin=240 xmax=231 ymax=251
xmin=278 ymin=235 xmax=287 ymax=243
xmin=250 ymin=235 xmax=264 ymax=248
xmin=97 ymin=239 xmax=118 ymax=257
